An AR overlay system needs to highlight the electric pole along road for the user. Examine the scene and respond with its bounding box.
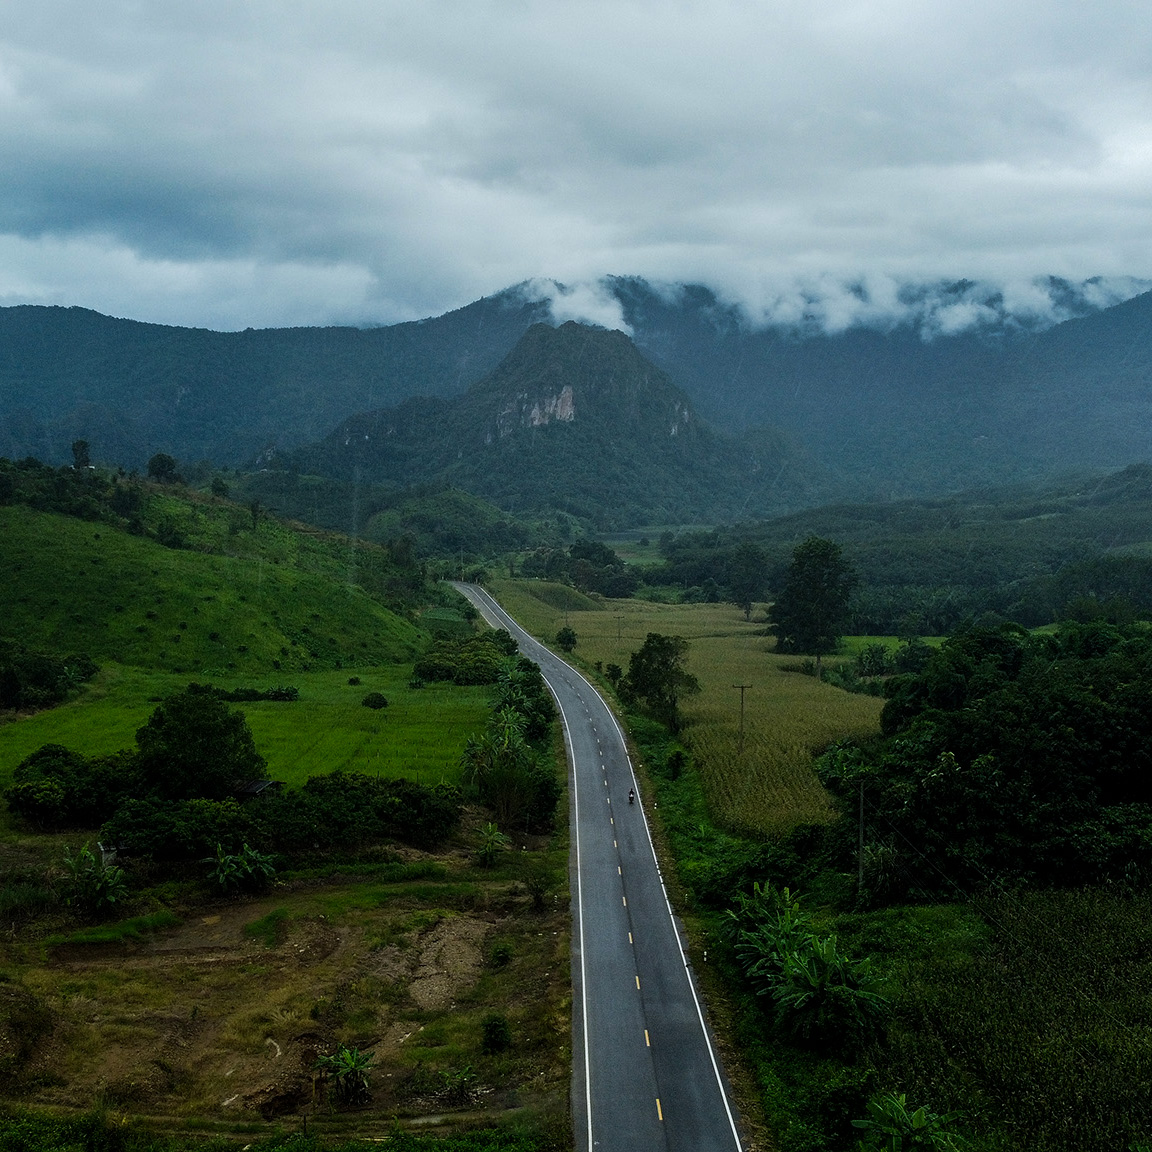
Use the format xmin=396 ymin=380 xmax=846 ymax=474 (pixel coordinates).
xmin=452 ymin=583 xmax=743 ymax=1152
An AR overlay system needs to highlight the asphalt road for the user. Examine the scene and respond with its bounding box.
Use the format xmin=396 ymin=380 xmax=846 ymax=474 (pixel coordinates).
xmin=452 ymin=583 xmax=743 ymax=1152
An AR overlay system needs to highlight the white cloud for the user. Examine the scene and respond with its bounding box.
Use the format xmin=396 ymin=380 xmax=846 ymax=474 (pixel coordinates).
xmin=521 ymin=279 xmax=632 ymax=334
xmin=0 ymin=1 xmax=1150 ymax=328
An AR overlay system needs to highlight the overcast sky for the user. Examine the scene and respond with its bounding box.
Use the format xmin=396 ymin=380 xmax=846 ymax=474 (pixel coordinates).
xmin=1 ymin=0 xmax=1151 ymax=331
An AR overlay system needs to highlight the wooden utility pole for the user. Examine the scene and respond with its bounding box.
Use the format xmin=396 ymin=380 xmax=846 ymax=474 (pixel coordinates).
xmin=858 ymin=780 xmax=865 ymax=891
xmin=732 ymin=683 xmax=751 ymax=754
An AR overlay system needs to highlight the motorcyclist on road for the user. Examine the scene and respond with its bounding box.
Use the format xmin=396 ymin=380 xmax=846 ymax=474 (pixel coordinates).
xmin=628 ymin=788 xmax=635 ymax=805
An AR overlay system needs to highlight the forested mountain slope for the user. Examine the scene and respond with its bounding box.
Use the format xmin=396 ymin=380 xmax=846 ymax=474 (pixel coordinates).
xmin=291 ymin=321 xmax=817 ymax=527
xmin=612 ymin=278 xmax=1152 ymax=498
xmin=6 ymin=278 xmax=1152 ymax=507
xmin=0 ymin=292 xmax=548 ymax=468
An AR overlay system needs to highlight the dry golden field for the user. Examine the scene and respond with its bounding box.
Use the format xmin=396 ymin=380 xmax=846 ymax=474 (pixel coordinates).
xmin=488 ymin=580 xmax=883 ymax=834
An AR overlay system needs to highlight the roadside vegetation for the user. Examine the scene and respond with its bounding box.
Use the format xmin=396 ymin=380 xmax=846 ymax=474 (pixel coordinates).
xmin=0 ymin=461 xmax=569 ymax=1150
xmin=488 ymin=574 xmax=1152 ymax=1152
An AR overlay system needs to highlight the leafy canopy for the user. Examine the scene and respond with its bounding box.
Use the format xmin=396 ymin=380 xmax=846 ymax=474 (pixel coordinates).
xmin=134 ymin=683 xmax=267 ymax=801
xmin=770 ymin=535 xmax=858 ymax=658
xmin=621 ymin=632 xmax=700 ymax=731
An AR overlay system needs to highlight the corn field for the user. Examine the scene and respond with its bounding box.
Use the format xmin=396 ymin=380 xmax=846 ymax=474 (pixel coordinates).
xmin=488 ymin=581 xmax=882 ymax=833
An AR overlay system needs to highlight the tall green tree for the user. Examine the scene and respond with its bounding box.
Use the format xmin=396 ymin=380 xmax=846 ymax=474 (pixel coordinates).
xmin=620 ymin=632 xmax=700 ymax=732
xmin=135 ymin=684 xmax=267 ymax=800
xmin=726 ymin=541 xmax=768 ymax=620
xmin=147 ymin=452 xmax=179 ymax=483
xmin=769 ymin=536 xmax=857 ymax=670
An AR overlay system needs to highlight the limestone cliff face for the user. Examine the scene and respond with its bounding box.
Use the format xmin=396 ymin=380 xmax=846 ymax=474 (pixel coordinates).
xmin=492 ymin=383 xmax=575 ymax=440
xmin=303 ymin=320 xmax=801 ymax=526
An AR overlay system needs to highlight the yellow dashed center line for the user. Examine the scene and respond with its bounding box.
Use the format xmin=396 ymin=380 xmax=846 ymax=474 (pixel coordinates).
xmin=635 ymin=975 xmax=641 ymax=989
xmin=645 ymin=1029 xmax=650 ymax=1047
xmin=656 ymin=1098 xmax=663 ymax=1121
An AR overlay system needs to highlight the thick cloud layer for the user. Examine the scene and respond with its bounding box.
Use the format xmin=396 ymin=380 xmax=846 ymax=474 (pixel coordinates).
xmin=1 ymin=1 xmax=1151 ymax=330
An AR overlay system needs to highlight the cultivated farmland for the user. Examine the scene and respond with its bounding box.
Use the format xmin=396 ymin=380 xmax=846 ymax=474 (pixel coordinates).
xmin=488 ymin=580 xmax=882 ymax=833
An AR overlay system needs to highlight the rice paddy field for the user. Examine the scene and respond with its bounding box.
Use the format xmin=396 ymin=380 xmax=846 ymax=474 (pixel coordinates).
xmin=488 ymin=579 xmax=883 ymax=834
xmin=0 ymin=664 xmax=490 ymax=797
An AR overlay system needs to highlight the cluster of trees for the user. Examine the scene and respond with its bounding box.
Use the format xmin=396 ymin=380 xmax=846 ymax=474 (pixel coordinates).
xmin=820 ymin=620 xmax=1152 ymax=896
xmin=5 ymin=685 xmax=461 ymax=868
xmin=0 ymin=641 xmax=98 ymax=712
xmin=0 ymin=453 xmax=143 ymax=527
xmin=519 ymin=540 xmax=640 ymax=597
xmin=461 ymin=656 xmax=560 ymax=833
xmin=413 ymin=629 xmax=520 ymax=685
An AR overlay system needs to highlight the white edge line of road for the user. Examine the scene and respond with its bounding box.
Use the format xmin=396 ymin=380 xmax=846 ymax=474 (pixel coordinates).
xmin=460 ymin=583 xmax=743 ymax=1152
xmin=559 ymin=685 xmax=595 ymax=1152
xmin=456 ymin=586 xmax=595 ymax=1152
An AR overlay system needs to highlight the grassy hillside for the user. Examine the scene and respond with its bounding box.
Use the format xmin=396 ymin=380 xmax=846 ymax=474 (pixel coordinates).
xmin=0 ymin=503 xmax=423 ymax=676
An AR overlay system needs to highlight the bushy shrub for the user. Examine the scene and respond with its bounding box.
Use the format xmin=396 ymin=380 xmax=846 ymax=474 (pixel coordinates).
xmin=5 ymin=745 xmax=138 ymax=829
xmin=101 ymin=797 xmax=252 ymax=863
xmin=361 ymin=691 xmax=388 ymax=709
xmin=253 ymin=772 xmax=461 ymax=856
xmin=210 ymin=684 xmax=299 ymax=702
xmin=0 ymin=640 xmax=98 ymax=711
xmin=413 ymin=633 xmax=516 ymax=686
xmin=481 ymin=1013 xmax=512 ymax=1053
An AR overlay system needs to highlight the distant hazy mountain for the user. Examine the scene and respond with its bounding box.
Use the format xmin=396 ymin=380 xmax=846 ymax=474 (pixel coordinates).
xmin=291 ymin=322 xmax=818 ymax=527
xmin=0 ymin=293 xmax=550 ymax=467
xmin=609 ymin=278 xmax=1152 ymax=501
xmin=4 ymin=277 xmax=1152 ymax=514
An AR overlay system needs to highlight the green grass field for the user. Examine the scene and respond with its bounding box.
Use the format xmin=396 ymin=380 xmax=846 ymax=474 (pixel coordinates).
xmin=489 ymin=580 xmax=883 ymax=833
xmin=0 ymin=504 xmax=423 ymax=676
xmin=0 ymin=665 xmax=490 ymax=794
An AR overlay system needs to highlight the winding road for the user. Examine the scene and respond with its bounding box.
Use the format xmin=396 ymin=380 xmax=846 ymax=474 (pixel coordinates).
xmin=452 ymin=583 xmax=743 ymax=1152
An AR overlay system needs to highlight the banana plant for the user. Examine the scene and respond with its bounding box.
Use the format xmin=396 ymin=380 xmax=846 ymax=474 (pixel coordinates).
xmin=853 ymin=1091 xmax=966 ymax=1150
xmin=314 ymin=1043 xmax=375 ymax=1104
xmin=774 ymin=933 xmax=888 ymax=1044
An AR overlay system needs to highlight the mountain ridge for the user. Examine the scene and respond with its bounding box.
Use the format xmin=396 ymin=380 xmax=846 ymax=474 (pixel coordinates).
xmin=5 ymin=279 xmax=1152 ymax=514
xmin=290 ymin=321 xmax=818 ymax=527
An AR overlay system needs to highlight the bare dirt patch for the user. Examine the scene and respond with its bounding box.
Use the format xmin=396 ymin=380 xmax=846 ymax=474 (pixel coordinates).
xmin=409 ymin=916 xmax=489 ymax=1011
xmin=3 ymin=874 xmax=571 ymax=1135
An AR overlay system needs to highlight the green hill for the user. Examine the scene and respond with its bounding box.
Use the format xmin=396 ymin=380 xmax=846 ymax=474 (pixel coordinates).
xmin=295 ymin=321 xmax=817 ymax=527
xmin=652 ymin=462 xmax=1152 ymax=632
xmin=0 ymin=473 xmax=426 ymax=676
xmin=224 ymin=470 xmax=564 ymax=557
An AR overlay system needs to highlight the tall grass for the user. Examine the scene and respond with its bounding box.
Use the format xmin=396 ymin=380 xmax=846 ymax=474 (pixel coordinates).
xmin=489 ymin=581 xmax=881 ymax=833
xmin=0 ymin=666 xmax=490 ymax=795
xmin=859 ymin=888 xmax=1152 ymax=1151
